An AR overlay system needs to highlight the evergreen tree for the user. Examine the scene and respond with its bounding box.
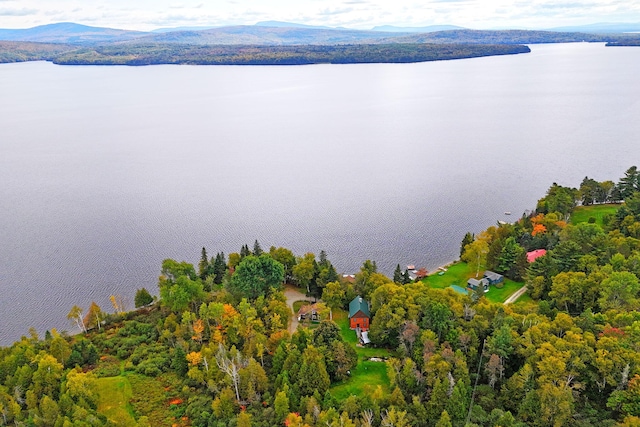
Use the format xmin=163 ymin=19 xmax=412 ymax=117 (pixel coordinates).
xmin=435 ymin=410 xmax=453 ymax=427
xmin=253 ymin=240 xmax=263 ymax=256
xmin=212 ymin=252 xmax=227 ymax=284
xmin=618 ymin=166 xmax=640 ymax=200
xmin=171 ymin=346 xmax=188 ymax=376
xmin=135 ymin=288 xmax=154 ymax=308
xmin=298 ymin=346 xmax=330 ymax=397
xmin=460 ymin=232 xmax=474 ymax=258
xmin=240 ymin=244 xmax=251 ymax=258
xmin=393 ymin=264 xmax=403 ymax=284
xmin=403 ymin=269 xmax=411 ymax=284
xmin=198 ymin=247 xmax=209 ymax=280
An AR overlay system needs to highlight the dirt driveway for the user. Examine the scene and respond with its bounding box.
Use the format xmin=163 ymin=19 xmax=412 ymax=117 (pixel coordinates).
xmin=504 ymin=286 xmax=528 ymax=304
xmin=284 ymin=285 xmax=309 ymax=334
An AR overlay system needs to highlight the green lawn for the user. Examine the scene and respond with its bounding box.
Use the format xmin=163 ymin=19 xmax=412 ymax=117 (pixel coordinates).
xmin=329 ymin=309 xmax=391 ymax=399
xmin=422 ymin=262 xmax=525 ymax=304
xmin=423 ymin=262 xmax=472 ymax=289
xmin=570 ymin=204 xmax=621 ymax=226
xmin=485 ymin=279 xmax=525 ymax=304
xmin=96 ymin=376 xmax=137 ymax=427
xmin=330 ymin=359 xmax=389 ymax=401
xmin=293 ymin=300 xmax=313 ymax=313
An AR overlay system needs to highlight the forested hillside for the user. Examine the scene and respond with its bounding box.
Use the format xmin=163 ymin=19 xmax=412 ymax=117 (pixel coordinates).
xmin=51 ymin=43 xmax=530 ymax=66
xmin=2 ymin=167 xmax=640 ymax=426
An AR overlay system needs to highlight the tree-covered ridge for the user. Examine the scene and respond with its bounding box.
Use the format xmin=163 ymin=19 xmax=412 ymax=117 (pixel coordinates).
xmin=49 ymin=43 xmax=530 ymax=66
xmin=2 ymin=167 xmax=640 ymax=426
xmin=0 ymin=41 xmax=74 ymax=63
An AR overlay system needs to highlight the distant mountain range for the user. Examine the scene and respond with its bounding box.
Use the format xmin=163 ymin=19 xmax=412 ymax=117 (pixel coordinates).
xmin=0 ymin=22 xmax=145 ymax=44
xmin=2 ymin=21 xmax=640 ymax=46
xmin=372 ymin=25 xmax=465 ymax=33
xmin=131 ymin=25 xmax=412 ymax=45
xmin=547 ymin=22 xmax=640 ymax=33
xmin=1 ymin=21 xmax=640 ymax=51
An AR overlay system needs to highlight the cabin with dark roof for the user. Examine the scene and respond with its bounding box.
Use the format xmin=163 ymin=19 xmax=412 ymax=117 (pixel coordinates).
xmin=349 ymin=296 xmax=371 ymax=331
xmin=483 ymin=271 xmax=504 ymax=285
xmin=467 ymin=277 xmax=489 ymax=292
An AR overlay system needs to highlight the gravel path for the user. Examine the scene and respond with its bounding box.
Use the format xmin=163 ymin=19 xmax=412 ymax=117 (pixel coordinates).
xmin=504 ymin=286 xmax=527 ymax=304
xmin=284 ymin=285 xmax=309 ymax=334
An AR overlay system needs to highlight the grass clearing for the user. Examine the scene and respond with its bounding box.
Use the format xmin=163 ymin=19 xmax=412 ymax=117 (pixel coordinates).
xmin=485 ymin=279 xmax=525 ymax=304
xmin=96 ymin=376 xmax=137 ymax=427
xmin=571 ymin=204 xmax=621 ymax=226
xmin=423 ymin=262 xmax=472 ymax=289
xmin=329 ymin=309 xmax=391 ymax=399
xmin=331 ymin=359 xmax=389 ymax=401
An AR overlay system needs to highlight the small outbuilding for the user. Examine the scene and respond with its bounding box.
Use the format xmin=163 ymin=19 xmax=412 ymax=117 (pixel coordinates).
xmin=349 ymin=296 xmax=371 ymax=331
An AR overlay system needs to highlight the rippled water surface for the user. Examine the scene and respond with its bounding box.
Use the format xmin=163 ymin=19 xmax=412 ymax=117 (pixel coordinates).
xmin=1 ymin=43 xmax=639 ymax=344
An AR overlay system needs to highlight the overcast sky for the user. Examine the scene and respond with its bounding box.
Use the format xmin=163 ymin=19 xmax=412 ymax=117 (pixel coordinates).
xmin=1 ymin=0 xmax=639 ymax=31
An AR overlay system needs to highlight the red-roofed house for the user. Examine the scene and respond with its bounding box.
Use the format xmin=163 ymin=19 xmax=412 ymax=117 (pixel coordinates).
xmin=527 ymin=249 xmax=547 ymax=263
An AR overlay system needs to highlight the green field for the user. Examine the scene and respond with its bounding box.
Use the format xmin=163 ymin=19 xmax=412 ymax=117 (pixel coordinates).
xmin=96 ymin=376 xmax=137 ymax=426
xmin=570 ymin=204 xmax=621 ymax=226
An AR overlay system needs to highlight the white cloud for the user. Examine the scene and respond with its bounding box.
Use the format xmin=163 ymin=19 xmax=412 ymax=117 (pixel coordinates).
xmin=0 ymin=0 xmax=639 ymax=30
xmin=0 ymin=7 xmax=37 ymax=16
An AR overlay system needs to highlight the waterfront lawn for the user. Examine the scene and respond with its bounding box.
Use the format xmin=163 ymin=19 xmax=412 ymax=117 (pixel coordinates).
xmin=423 ymin=262 xmax=472 ymax=289
xmin=571 ymin=204 xmax=621 ymax=227
xmin=96 ymin=376 xmax=137 ymax=427
xmin=422 ymin=262 xmax=525 ymax=304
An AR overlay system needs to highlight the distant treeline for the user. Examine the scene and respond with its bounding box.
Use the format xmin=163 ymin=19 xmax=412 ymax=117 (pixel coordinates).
xmin=0 ymin=41 xmax=73 ymax=63
xmin=606 ymin=40 xmax=640 ymax=47
xmin=50 ymin=43 xmax=530 ymax=66
xmin=384 ymin=29 xmax=640 ymax=45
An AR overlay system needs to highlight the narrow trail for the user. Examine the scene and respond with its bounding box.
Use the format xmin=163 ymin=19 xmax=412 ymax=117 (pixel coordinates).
xmin=504 ymin=286 xmax=527 ymax=304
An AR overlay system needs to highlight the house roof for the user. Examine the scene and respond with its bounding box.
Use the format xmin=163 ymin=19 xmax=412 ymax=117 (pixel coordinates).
xmin=527 ymin=249 xmax=547 ymax=263
xmin=349 ymin=296 xmax=370 ymax=318
xmin=484 ymin=271 xmax=503 ymax=282
xmin=298 ymin=303 xmax=320 ymax=316
xmin=467 ymin=278 xmax=481 ymax=286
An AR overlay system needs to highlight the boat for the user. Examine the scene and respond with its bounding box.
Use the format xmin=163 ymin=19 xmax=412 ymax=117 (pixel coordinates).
xmin=504 ymin=211 xmax=511 ymax=215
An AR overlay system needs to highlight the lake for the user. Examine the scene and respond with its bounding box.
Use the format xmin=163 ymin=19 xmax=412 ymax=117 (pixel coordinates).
xmin=1 ymin=42 xmax=639 ymax=345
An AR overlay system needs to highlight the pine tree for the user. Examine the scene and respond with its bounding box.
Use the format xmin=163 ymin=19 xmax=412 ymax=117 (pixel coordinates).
xmin=240 ymin=244 xmax=251 ymax=258
xmin=403 ymin=269 xmax=411 ymax=284
xmin=393 ymin=264 xmax=403 ymax=284
xmin=435 ymin=410 xmax=453 ymax=427
xmin=212 ymin=252 xmax=227 ymax=284
xmin=460 ymin=232 xmax=474 ymax=258
xmin=198 ymin=247 xmax=209 ymax=280
xmin=253 ymin=240 xmax=263 ymax=256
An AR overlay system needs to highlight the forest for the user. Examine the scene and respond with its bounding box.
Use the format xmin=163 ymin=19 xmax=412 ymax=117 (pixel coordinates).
xmin=50 ymin=43 xmax=530 ymax=66
xmin=2 ymin=166 xmax=640 ymax=427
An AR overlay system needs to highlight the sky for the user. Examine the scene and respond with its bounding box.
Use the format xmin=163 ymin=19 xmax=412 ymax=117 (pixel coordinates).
xmin=1 ymin=0 xmax=639 ymax=31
